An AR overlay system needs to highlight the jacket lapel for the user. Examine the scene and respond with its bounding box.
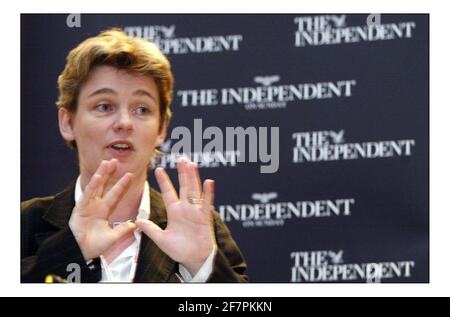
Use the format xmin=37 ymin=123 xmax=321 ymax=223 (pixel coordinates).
xmin=42 ymin=180 xmax=77 ymax=229
xmin=133 ymin=187 xmax=178 ymax=283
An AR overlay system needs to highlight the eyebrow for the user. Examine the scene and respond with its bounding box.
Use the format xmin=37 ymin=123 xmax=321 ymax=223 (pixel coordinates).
xmin=87 ymin=88 xmax=117 ymax=98
xmin=88 ymin=88 xmax=157 ymax=102
xmin=133 ymin=89 xmax=157 ymax=102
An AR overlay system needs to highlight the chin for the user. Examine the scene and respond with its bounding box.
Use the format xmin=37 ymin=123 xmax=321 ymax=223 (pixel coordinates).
xmin=114 ymin=163 xmax=131 ymax=176
xmin=115 ymin=162 xmax=146 ymax=178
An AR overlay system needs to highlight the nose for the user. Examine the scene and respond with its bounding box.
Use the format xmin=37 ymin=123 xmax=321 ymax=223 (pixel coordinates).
xmin=112 ymin=107 xmax=133 ymax=133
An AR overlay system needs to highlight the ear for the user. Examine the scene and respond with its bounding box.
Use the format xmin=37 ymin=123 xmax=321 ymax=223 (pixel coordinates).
xmin=58 ymin=108 xmax=75 ymax=142
xmin=155 ymin=119 xmax=168 ymax=147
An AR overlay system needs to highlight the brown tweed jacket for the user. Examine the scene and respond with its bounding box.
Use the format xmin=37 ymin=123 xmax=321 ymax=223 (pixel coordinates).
xmin=21 ymin=180 xmax=248 ymax=283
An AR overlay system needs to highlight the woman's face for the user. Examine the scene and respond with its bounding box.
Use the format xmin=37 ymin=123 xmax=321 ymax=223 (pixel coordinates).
xmin=59 ymin=65 xmax=166 ymax=182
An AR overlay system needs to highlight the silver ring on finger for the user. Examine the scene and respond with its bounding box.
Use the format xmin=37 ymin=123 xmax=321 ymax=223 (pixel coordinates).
xmin=188 ymin=197 xmax=204 ymax=205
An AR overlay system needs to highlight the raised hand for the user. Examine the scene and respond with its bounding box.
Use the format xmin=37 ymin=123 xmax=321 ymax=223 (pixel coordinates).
xmin=135 ymin=158 xmax=216 ymax=276
xmin=69 ymin=159 xmax=137 ymax=260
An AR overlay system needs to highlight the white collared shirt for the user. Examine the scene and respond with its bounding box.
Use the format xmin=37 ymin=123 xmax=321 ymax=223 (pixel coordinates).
xmin=74 ymin=176 xmax=216 ymax=282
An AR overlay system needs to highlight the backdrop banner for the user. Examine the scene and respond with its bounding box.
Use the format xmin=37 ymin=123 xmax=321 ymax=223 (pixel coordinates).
xmin=21 ymin=14 xmax=429 ymax=282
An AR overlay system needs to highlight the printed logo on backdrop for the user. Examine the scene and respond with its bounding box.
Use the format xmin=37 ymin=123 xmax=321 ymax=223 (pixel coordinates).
xmin=153 ymin=118 xmax=280 ymax=173
xmin=124 ymin=25 xmax=243 ymax=54
xmin=154 ymin=139 xmax=241 ymax=169
xmin=290 ymin=250 xmax=415 ymax=282
xmin=292 ymin=130 xmax=416 ymax=163
xmin=293 ymin=14 xmax=416 ymax=47
xmin=218 ymin=193 xmax=355 ymax=227
xmin=177 ymin=76 xmax=356 ymax=110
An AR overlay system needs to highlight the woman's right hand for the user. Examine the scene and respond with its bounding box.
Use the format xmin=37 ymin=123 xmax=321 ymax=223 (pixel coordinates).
xmin=68 ymin=159 xmax=136 ymax=260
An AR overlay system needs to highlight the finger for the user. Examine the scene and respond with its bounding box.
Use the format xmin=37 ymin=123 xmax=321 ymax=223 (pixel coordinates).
xmin=155 ymin=167 xmax=179 ymax=207
xmin=82 ymin=160 xmax=109 ymax=201
xmin=91 ymin=160 xmax=108 ymax=198
xmin=202 ymin=179 xmax=215 ymax=214
xmin=187 ymin=162 xmax=202 ymax=200
xmin=112 ymin=221 xmax=137 ymax=240
xmin=135 ymin=219 xmax=164 ymax=245
xmin=95 ymin=159 xmax=118 ymax=198
xmin=102 ymin=172 xmax=133 ymax=214
xmin=177 ymin=157 xmax=189 ymax=200
xmin=77 ymin=173 xmax=102 ymax=210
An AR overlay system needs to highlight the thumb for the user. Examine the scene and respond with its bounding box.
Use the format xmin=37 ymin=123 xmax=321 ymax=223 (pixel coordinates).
xmin=135 ymin=219 xmax=164 ymax=243
xmin=112 ymin=221 xmax=137 ymax=239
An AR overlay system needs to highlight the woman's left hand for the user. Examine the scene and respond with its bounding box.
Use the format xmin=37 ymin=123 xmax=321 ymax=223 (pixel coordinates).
xmin=135 ymin=157 xmax=216 ymax=276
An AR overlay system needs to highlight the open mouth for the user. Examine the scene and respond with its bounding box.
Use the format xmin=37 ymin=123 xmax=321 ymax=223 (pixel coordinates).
xmin=108 ymin=141 xmax=134 ymax=155
xmin=110 ymin=143 xmax=132 ymax=151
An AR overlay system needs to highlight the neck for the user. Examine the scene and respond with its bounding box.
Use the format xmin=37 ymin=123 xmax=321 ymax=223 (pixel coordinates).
xmin=80 ymin=172 xmax=146 ymax=223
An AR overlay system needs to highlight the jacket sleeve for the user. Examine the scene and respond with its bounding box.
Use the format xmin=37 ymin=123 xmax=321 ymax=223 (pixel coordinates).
xmin=21 ymin=200 xmax=101 ymax=283
xmin=208 ymin=211 xmax=249 ymax=282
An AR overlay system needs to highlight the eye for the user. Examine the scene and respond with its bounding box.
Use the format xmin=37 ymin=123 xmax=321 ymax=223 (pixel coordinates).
xmin=134 ymin=105 xmax=151 ymax=115
xmin=95 ymin=103 xmax=112 ymax=112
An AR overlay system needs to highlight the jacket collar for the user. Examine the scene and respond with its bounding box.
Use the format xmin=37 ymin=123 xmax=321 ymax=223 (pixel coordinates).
xmin=42 ymin=179 xmax=77 ymax=229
